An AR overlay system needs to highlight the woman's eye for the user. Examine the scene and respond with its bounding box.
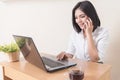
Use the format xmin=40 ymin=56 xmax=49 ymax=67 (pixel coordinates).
xmin=80 ymin=15 xmax=85 ymax=18
xmin=75 ymin=14 xmax=86 ymax=19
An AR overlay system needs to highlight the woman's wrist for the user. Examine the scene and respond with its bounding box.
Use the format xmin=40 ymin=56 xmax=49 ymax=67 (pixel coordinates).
xmin=86 ymin=32 xmax=92 ymax=39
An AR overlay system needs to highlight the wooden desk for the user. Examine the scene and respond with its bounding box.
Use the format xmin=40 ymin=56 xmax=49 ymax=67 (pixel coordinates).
xmin=0 ymin=59 xmax=111 ymax=80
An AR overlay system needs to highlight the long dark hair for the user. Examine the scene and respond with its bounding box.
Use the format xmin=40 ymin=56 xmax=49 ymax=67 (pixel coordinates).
xmin=72 ymin=0 xmax=100 ymax=33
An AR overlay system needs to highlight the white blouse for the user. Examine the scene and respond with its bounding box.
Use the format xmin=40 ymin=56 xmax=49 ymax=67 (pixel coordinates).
xmin=66 ymin=27 xmax=109 ymax=62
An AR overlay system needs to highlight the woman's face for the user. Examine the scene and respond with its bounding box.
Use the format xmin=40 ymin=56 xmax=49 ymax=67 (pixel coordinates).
xmin=75 ymin=8 xmax=88 ymax=30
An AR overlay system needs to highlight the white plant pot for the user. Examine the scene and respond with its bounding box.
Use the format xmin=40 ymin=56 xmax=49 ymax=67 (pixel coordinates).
xmin=8 ymin=52 xmax=20 ymax=62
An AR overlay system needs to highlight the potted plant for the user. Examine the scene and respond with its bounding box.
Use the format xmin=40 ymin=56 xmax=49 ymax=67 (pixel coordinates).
xmin=0 ymin=42 xmax=20 ymax=62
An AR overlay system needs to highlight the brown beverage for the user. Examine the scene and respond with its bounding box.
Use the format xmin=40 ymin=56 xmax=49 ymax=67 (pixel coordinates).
xmin=69 ymin=70 xmax=84 ymax=80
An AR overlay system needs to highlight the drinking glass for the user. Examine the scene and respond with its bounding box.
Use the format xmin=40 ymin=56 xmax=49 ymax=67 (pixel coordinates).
xmin=63 ymin=60 xmax=86 ymax=80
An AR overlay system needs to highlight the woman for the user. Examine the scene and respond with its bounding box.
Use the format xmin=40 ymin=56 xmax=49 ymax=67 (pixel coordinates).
xmin=57 ymin=0 xmax=109 ymax=63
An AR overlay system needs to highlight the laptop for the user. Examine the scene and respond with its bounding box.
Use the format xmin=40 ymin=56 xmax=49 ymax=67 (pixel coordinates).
xmin=13 ymin=35 xmax=77 ymax=72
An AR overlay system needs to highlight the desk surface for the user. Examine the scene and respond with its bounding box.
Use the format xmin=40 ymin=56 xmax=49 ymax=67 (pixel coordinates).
xmin=0 ymin=58 xmax=111 ymax=80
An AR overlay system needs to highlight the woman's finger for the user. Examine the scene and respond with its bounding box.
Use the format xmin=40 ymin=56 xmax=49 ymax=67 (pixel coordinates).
xmin=57 ymin=52 xmax=65 ymax=60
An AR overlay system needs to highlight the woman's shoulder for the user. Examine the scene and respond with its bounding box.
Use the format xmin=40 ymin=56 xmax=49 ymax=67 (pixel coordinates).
xmin=94 ymin=27 xmax=109 ymax=35
xmin=71 ymin=30 xmax=78 ymax=36
xmin=69 ymin=30 xmax=81 ymax=39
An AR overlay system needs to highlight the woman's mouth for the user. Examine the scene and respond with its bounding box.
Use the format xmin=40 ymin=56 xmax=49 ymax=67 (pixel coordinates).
xmin=78 ymin=23 xmax=85 ymax=29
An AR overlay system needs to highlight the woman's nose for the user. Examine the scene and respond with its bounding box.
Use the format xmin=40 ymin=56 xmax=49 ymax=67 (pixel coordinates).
xmin=77 ymin=18 xmax=82 ymax=23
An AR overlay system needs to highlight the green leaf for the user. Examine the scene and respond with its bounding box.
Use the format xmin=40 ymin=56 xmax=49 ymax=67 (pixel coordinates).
xmin=0 ymin=42 xmax=19 ymax=53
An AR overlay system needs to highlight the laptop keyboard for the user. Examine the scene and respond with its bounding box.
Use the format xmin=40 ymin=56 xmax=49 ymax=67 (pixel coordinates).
xmin=42 ymin=57 xmax=65 ymax=68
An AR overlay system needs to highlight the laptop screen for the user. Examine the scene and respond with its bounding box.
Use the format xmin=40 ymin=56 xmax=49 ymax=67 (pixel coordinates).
xmin=13 ymin=35 xmax=47 ymax=71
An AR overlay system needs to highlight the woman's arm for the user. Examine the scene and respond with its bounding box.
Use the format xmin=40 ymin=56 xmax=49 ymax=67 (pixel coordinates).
xmin=84 ymin=18 xmax=99 ymax=62
xmin=87 ymin=33 xmax=99 ymax=62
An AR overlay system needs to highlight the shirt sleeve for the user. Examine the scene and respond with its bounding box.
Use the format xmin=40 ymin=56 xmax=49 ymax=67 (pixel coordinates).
xmin=97 ymin=28 xmax=109 ymax=62
xmin=65 ymin=31 xmax=76 ymax=55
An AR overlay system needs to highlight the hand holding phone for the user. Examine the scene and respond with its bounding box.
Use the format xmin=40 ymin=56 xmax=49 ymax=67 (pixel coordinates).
xmin=83 ymin=18 xmax=93 ymax=35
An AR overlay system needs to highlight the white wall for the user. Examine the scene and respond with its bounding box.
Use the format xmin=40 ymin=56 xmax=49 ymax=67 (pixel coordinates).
xmin=93 ymin=1 xmax=120 ymax=80
xmin=0 ymin=0 xmax=120 ymax=79
xmin=0 ymin=0 xmax=79 ymax=54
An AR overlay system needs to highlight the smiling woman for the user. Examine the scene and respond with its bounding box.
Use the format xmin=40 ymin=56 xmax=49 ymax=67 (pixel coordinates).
xmin=57 ymin=0 xmax=109 ymax=63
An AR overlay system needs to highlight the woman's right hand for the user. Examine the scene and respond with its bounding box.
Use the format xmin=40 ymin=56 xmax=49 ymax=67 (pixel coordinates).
xmin=57 ymin=51 xmax=67 ymax=61
xmin=57 ymin=51 xmax=73 ymax=61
